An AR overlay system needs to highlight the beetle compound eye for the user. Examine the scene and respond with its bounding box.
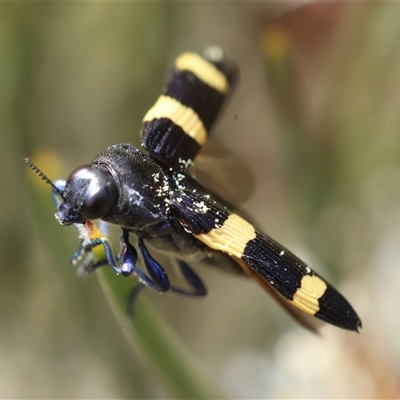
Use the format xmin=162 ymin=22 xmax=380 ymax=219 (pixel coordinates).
xmin=80 ymin=184 xmax=116 ymax=220
xmin=80 ymin=171 xmax=118 ymax=220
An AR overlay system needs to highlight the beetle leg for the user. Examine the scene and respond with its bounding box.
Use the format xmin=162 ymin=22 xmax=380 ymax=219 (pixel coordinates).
xmin=173 ymin=260 xmax=207 ymax=296
xmin=126 ymin=261 xmax=207 ymax=319
xmin=126 ymin=282 xmax=146 ymax=319
xmin=69 ymin=224 xmax=137 ymax=277
xmin=118 ymin=230 xmax=138 ymax=276
xmin=138 ymin=237 xmax=171 ymax=292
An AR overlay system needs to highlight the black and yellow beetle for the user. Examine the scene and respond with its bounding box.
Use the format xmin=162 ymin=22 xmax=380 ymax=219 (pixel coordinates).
xmin=25 ymin=46 xmax=361 ymax=332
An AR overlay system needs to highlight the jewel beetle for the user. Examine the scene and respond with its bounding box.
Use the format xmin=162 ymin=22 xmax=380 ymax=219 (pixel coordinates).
xmin=25 ymin=46 xmax=361 ymax=332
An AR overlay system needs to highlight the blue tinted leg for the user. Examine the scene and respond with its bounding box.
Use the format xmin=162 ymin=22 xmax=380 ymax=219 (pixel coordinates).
xmin=138 ymin=238 xmax=207 ymax=297
xmin=89 ymin=231 xmax=137 ymax=276
xmin=175 ymin=261 xmax=207 ymax=296
xmin=71 ymin=228 xmax=137 ymax=276
xmin=83 ymin=237 xmax=121 ymax=275
xmin=126 ymin=263 xmax=170 ymax=319
xmin=138 ymin=238 xmax=170 ymax=292
xmin=69 ymin=235 xmax=132 ymax=276
xmin=127 ymin=262 xmax=182 ymax=319
xmin=119 ymin=230 xmax=138 ymax=276
xmin=125 ymin=257 xmax=207 ymax=319
xmin=127 ymin=283 xmax=146 ymax=320
xmin=126 ymin=264 xmax=162 ymax=319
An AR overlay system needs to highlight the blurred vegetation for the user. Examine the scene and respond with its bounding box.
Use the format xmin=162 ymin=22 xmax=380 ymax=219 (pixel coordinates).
xmin=2 ymin=2 xmax=400 ymax=398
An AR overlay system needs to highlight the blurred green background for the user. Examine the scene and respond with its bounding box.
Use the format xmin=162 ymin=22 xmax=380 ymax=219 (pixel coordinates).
xmin=2 ymin=2 xmax=400 ymax=398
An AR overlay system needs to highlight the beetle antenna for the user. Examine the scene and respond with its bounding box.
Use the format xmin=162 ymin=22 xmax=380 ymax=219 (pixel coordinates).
xmin=23 ymin=158 xmax=64 ymax=197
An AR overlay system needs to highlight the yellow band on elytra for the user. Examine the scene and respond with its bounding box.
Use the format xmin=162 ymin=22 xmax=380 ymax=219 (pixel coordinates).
xmin=143 ymin=95 xmax=207 ymax=146
xmin=291 ymin=275 xmax=327 ymax=315
xmin=175 ymin=52 xmax=229 ymax=94
xmin=195 ymin=213 xmax=256 ymax=257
